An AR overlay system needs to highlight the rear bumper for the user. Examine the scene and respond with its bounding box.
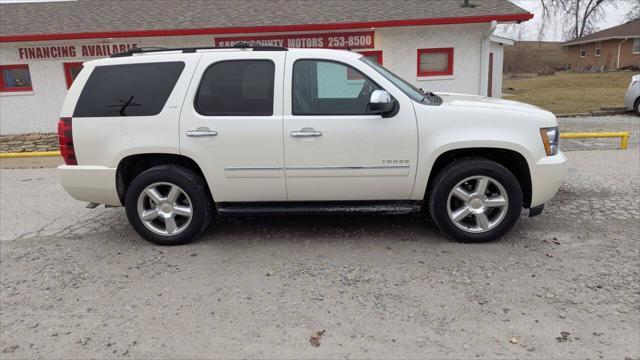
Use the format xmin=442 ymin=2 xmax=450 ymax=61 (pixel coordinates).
xmin=58 ymin=165 xmax=121 ymax=206
xmin=530 ymin=151 xmax=568 ymax=208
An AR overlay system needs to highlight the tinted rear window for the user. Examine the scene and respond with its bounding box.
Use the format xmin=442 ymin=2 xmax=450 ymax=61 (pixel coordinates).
xmin=73 ymin=62 xmax=185 ymax=117
xmin=195 ymin=60 xmax=274 ymax=116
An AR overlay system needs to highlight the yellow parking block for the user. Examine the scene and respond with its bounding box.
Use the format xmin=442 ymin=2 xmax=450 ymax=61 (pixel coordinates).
xmin=0 ymin=151 xmax=61 ymax=158
xmin=561 ymin=132 xmax=630 ymax=150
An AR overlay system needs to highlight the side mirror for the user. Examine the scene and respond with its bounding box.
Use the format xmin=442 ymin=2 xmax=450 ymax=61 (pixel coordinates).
xmin=368 ymin=90 xmax=397 ymax=116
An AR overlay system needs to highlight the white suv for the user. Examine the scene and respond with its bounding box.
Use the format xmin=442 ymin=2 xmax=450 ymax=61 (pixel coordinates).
xmin=58 ymin=45 xmax=567 ymax=245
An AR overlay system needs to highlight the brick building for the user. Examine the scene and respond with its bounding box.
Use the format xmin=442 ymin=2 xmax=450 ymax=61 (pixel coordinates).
xmin=562 ymin=20 xmax=640 ymax=71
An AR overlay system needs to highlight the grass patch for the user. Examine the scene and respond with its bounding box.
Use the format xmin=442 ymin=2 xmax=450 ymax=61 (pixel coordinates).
xmin=503 ymin=71 xmax=634 ymax=114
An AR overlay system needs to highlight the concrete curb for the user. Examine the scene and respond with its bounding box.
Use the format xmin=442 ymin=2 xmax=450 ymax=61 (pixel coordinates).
xmin=556 ymin=110 xmax=633 ymax=118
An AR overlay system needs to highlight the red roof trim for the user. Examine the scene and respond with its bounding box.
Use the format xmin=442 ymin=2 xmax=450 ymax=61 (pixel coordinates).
xmin=0 ymin=13 xmax=533 ymax=43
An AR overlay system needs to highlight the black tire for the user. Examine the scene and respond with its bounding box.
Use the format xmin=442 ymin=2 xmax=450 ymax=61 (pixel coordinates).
xmin=125 ymin=165 xmax=212 ymax=245
xmin=428 ymin=158 xmax=523 ymax=243
xmin=634 ymin=98 xmax=640 ymax=116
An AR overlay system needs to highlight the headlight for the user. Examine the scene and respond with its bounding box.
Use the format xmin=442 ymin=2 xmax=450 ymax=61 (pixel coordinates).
xmin=540 ymin=127 xmax=559 ymax=156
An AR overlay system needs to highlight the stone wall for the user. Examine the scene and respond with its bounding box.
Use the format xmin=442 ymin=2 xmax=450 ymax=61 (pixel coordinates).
xmin=0 ymin=133 xmax=59 ymax=153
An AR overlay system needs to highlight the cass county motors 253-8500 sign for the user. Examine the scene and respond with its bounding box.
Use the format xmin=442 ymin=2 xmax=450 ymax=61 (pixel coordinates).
xmin=215 ymin=31 xmax=375 ymax=49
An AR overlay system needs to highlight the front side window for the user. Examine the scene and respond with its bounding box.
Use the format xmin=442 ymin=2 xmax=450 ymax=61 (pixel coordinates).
xmin=293 ymin=60 xmax=380 ymax=115
xmin=633 ymin=38 xmax=640 ymax=54
xmin=0 ymin=64 xmax=32 ymax=92
xmin=196 ymin=60 xmax=275 ymax=116
xmin=74 ymin=62 xmax=185 ymax=117
xmin=417 ymin=48 xmax=454 ymax=76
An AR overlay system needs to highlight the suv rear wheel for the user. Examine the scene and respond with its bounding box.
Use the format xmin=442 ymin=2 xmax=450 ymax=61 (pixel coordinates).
xmin=428 ymin=158 xmax=523 ymax=243
xmin=125 ymin=165 xmax=212 ymax=245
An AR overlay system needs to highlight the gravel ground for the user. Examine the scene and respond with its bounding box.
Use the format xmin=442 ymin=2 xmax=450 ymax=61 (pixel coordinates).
xmin=0 ymin=116 xmax=639 ymax=359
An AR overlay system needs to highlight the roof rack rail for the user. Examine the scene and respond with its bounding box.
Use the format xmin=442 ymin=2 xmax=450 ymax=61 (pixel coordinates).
xmin=110 ymin=42 xmax=287 ymax=57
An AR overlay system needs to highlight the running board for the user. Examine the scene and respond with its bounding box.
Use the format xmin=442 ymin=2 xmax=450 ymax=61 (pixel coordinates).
xmin=216 ymin=201 xmax=423 ymax=215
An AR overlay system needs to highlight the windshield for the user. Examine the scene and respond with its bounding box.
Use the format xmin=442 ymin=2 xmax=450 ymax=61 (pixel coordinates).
xmin=360 ymin=57 xmax=426 ymax=103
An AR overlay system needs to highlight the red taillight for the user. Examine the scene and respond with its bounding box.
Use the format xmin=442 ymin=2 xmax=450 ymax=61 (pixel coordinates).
xmin=57 ymin=117 xmax=77 ymax=165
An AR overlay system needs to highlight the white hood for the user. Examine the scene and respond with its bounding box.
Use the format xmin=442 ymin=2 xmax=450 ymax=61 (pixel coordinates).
xmin=436 ymin=92 xmax=552 ymax=117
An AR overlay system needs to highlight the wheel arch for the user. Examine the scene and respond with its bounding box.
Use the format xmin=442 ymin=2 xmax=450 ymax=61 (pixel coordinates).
xmin=116 ymin=153 xmax=213 ymax=205
xmin=424 ymin=147 xmax=533 ymax=208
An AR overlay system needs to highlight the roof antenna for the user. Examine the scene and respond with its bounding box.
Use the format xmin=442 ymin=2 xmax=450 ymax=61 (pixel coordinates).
xmin=462 ymin=0 xmax=476 ymax=8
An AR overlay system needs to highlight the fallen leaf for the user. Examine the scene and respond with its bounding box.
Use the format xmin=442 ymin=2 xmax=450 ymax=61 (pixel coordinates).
xmin=556 ymin=331 xmax=572 ymax=342
xmin=310 ymin=330 xmax=326 ymax=348
xmin=2 ymin=345 xmax=19 ymax=353
xmin=510 ymin=337 xmax=519 ymax=344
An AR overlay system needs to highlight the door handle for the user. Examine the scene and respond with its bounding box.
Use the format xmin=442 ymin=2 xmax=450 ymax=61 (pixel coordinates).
xmin=186 ymin=128 xmax=218 ymax=137
xmin=290 ymin=128 xmax=323 ymax=138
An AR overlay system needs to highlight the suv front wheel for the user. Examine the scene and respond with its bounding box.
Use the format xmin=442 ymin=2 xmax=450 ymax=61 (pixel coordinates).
xmin=428 ymin=158 xmax=523 ymax=243
xmin=125 ymin=165 xmax=212 ymax=245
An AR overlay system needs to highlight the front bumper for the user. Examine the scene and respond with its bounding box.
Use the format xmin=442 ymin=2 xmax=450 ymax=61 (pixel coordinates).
xmin=624 ymin=86 xmax=639 ymax=110
xmin=530 ymin=150 xmax=568 ymax=208
xmin=58 ymin=165 xmax=122 ymax=206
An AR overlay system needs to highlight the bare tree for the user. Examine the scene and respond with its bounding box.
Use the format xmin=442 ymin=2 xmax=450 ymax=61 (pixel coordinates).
xmin=626 ymin=2 xmax=640 ymax=21
xmin=539 ymin=0 xmax=624 ymax=40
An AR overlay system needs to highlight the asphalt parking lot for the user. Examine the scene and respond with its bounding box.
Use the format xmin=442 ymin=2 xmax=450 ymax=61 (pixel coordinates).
xmin=1 ymin=115 xmax=639 ymax=359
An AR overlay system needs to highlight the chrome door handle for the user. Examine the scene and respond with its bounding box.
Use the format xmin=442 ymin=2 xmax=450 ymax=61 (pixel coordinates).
xmin=290 ymin=128 xmax=323 ymax=138
xmin=186 ymin=128 xmax=218 ymax=137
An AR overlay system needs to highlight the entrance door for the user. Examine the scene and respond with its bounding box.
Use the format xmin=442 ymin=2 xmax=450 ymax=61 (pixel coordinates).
xmin=488 ymin=52 xmax=494 ymax=97
xmin=179 ymin=51 xmax=287 ymax=202
xmin=282 ymin=55 xmax=418 ymax=201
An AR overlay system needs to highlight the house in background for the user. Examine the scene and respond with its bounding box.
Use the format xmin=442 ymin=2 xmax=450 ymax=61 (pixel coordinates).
xmin=0 ymin=0 xmax=530 ymax=134
xmin=504 ymin=41 xmax=568 ymax=74
xmin=561 ymin=20 xmax=640 ymax=71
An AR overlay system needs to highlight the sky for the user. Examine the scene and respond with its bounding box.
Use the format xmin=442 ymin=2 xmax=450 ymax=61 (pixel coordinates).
xmin=500 ymin=0 xmax=636 ymax=41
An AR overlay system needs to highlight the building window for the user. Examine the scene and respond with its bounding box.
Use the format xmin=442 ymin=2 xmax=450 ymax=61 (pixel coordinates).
xmin=417 ymin=48 xmax=454 ymax=77
xmin=0 ymin=64 xmax=33 ymax=92
xmin=348 ymin=50 xmax=383 ymax=80
xmin=359 ymin=50 xmax=383 ymax=65
xmin=63 ymin=62 xmax=84 ymax=89
xmin=580 ymin=44 xmax=587 ymax=58
xmin=633 ymin=38 xmax=640 ymax=54
xmin=594 ymin=42 xmax=601 ymax=57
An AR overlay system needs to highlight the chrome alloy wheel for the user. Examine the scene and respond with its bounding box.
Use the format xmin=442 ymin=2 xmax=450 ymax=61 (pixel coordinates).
xmin=136 ymin=182 xmax=193 ymax=236
xmin=446 ymin=175 xmax=509 ymax=233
